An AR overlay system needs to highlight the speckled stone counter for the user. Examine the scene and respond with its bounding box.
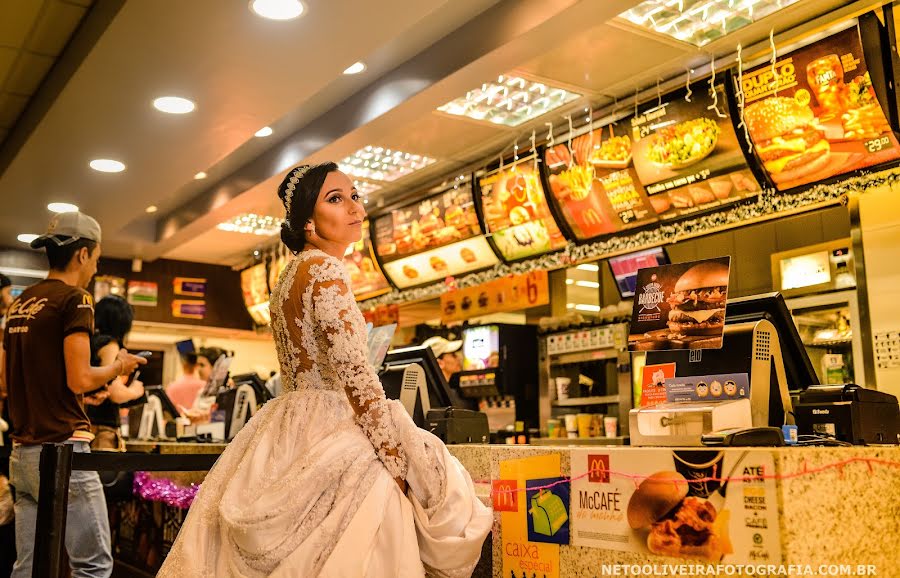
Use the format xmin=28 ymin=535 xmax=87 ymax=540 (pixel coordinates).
xmin=122 ymin=441 xmax=900 ymax=577
xmin=452 ymin=444 xmax=900 ymax=578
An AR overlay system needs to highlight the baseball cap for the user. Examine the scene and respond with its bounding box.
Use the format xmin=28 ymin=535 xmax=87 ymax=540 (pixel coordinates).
xmin=423 ymin=336 xmax=462 ymax=358
xmin=0 ymin=273 xmax=10 ymax=289
xmin=30 ymin=211 xmax=102 ymax=249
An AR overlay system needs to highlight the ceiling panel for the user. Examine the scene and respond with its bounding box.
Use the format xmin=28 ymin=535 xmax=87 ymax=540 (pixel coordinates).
xmin=380 ymin=112 xmax=509 ymax=161
xmin=520 ymin=23 xmax=692 ymax=97
xmin=26 ymin=0 xmax=88 ymax=56
xmin=0 ymin=1 xmax=45 ymax=47
xmin=6 ymin=52 xmax=55 ymax=94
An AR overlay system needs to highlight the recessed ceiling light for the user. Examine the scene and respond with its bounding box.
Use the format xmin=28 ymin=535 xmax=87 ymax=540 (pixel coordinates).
xmin=47 ymin=202 xmax=79 ymax=213
xmin=338 ymin=146 xmax=436 ymax=182
xmin=437 ymin=74 xmax=580 ymax=127
xmin=194 ymin=171 xmax=208 ymax=180
xmin=90 ymin=159 xmax=125 ymax=173
xmin=217 ymin=213 xmax=284 ymax=236
xmin=618 ymin=0 xmax=802 ymax=47
xmin=17 ymin=234 xmax=38 ymax=244
xmin=152 ymin=96 xmax=195 ymax=114
xmin=343 ymin=62 xmax=366 ymax=75
xmin=250 ymin=0 xmax=304 ymax=20
xmin=145 ymin=205 xmax=158 ymax=214
xmin=255 ymin=126 xmax=273 ymax=138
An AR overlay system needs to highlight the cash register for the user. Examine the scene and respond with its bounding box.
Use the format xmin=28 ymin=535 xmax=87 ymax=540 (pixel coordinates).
xmin=795 ymin=383 xmax=900 ymax=445
xmin=630 ymin=293 xmax=810 ymax=446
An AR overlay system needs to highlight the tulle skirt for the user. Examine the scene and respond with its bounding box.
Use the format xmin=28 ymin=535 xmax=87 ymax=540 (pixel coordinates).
xmin=157 ymin=389 xmax=491 ymax=577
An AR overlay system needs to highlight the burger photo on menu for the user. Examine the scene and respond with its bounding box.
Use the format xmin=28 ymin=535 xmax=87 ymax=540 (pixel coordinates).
xmin=478 ymin=158 xmax=567 ymax=261
xmin=740 ymin=26 xmax=900 ymax=191
xmin=630 ymin=81 xmax=760 ymax=221
xmin=627 ymin=471 xmax=733 ymax=562
xmin=628 ymin=257 xmax=730 ymax=351
xmin=544 ymin=125 xmax=658 ymax=240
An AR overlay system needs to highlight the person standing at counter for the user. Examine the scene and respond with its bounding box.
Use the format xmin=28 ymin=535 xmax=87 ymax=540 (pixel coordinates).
xmin=0 ymin=212 xmax=145 ymax=578
xmin=159 ymin=163 xmax=490 ymax=577
xmin=85 ymin=295 xmax=145 ymax=451
xmin=164 ymin=352 xmax=204 ymax=411
xmin=423 ymin=335 xmax=463 ymax=383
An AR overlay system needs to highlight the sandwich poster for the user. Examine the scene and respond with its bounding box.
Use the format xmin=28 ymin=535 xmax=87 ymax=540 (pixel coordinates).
xmin=740 ymin=25 xmax=900 ymax=191
xmin=570 ymin=449 xmax=781 ymax=564
xmin=628 ymin=257 xmax=730 ymax=351
xmin=630 ymin=80 xmax=760 ymax=220
xmin=498 ymin=454 xmax=563 ymax=578
xmin=544 ymin=124 xmax=658 ymax=240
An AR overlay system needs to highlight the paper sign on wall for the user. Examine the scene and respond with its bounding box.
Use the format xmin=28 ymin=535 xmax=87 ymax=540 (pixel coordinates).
xmin=127 ymin=281 xmax=158 ymax=307
xmin=173 ymin=277 xmax=207 ymax=298
xmin=171 ymin=300 xmax=206 ymax=320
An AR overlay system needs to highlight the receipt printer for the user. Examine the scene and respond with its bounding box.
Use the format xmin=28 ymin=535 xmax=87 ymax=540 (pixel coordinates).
xmin=795 ymin=384 xmax=900 ymax=445
xmin=426 ymin=408 xmax=489 ymax=444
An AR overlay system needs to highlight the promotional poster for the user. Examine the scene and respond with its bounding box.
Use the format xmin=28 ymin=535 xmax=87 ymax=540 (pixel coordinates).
xmin=544 ymin=125 xmax=658 ymax=239
xmin=631 ymin=81 xmax=761 ymax=220
xmin=570 ymin=449 xmax=781 ymax=564
xmin=497 ymin=454 xmax=565 ymax=578
xmin=628 ymin=257 xmax=731 ymax=351
xmin=440 ymin=270 xmax=549 ymax=323
xmin=740 ymin=25 xmax=900 ymax=190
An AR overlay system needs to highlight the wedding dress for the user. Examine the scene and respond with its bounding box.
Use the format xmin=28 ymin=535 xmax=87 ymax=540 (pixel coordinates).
xmin=158 ymin=249 xmax=492 ymax=577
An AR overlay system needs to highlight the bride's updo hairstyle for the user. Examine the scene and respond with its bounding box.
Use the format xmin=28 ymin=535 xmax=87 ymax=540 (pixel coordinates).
xmin=277 ymin=161 xmax=339 ymax=252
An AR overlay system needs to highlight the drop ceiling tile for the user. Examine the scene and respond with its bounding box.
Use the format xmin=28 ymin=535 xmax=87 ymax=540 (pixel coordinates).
xmin=5 ymin=51 xmax=54 ymax=95
xmin=380 ymin=112 xmax=507 ymax=160
xmin=0 ymin=92 xmax=29 ymax=127
xmin=26 ymin=0 xmax=87 ymax=56
xmin=0 ymin=47 xmax=18 ymax=84
xmin=519 ymin=24 xmax=691 ymax=95
xmin=0 ymin=0 xmax=45 ymax=47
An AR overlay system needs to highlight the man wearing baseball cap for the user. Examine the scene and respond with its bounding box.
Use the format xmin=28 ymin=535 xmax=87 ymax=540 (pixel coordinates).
xmin=1 ymin=211 xmax=145 ymax=577
xmin=422 ymin=335 xmax=463 ymax=383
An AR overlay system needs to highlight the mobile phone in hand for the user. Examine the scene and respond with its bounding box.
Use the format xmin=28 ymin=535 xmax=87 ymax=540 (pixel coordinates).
xmin=125 ymin=351 xmax=152 ymax=385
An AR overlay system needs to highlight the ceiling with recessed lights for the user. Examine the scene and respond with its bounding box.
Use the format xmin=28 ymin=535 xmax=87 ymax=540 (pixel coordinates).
xmin=0 ymin=0 xmax=867 ymax=267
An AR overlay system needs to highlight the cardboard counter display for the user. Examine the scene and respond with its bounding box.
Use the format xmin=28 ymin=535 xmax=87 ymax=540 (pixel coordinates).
xmin=125 ymin=442 xmax=900 ymax=577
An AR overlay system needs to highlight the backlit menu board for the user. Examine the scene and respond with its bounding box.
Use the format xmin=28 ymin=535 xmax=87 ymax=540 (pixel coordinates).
xmin=374 ymin=182 xmax=499 ymax=289
xmin=740 ymin=25 xmax=900 ymax=191
xmin=241 ymin=263 xmax=270 ymax=326
xmin=478 ymin=156 xmax=567 ymax=261
xmin=380 ymin=236 xmax=499 ymax=289
xmin=374 ymin=182 xmax=482 ymax=262
xmin=344 ymin=220 xmax=391 ymax=301
xmin=545 ymin=125 xmax=658 ymax=240
xmin=630 ymin=80 xmax=761 ymax=219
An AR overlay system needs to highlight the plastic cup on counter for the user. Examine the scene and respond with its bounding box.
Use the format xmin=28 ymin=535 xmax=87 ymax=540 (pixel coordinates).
xmin=546 ymin=418 xmax=561 ymax=438
xmin=563 ymin=414 xmax=578 ymax=438
xmin=603 ymin=416 xmax=618 ymax=438
xmin=555 ymin=377 xmax=571 ymax=401
xmin=590 ymin=414 xmax=605 ymax=438
xmin=577 ymin=413 xmax=592 ymax=438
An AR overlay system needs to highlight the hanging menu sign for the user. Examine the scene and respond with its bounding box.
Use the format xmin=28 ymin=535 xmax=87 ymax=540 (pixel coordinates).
xmin=741 ymin=25 xmax=900 ymax=190
xmin=479 ymin=155 xmax=567 ymax=261
xmin=344 ymin=219 xmax=391 ymax=301
xmin=545 ymin=125 xmax=658 ymax=240
xmin=240 ymin=263 xmax=270 ymax=325
xmin=374 ymin=182 xmax=482 ymax=262
xmin=631 ymin=81 xmax=761 ymax=219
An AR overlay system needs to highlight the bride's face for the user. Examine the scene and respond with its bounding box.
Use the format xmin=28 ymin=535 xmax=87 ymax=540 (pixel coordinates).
xmin=308 ymin=170 xmax=365 ymax=247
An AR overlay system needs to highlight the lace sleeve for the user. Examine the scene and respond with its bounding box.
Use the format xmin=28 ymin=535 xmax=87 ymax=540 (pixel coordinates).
xmin=308 ymin=257 xmax=408 ymax=480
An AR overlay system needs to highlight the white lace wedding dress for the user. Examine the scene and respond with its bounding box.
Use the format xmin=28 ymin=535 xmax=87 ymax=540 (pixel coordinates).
xmin=158 ymin=249 xmax=492 ymax=577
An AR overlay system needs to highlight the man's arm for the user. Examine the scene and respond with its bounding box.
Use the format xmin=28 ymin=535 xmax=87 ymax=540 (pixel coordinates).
xmin=63 ymin=333 xmax=145 ymax=394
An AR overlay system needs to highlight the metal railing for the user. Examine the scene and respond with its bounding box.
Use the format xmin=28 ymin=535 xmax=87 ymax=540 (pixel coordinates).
xmin=33 ymin=443 xmax=219 ymax=578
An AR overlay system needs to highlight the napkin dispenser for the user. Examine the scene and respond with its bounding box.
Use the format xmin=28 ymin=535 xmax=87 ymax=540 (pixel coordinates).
xmin=629 ymin=399 xmax=753 ymax=446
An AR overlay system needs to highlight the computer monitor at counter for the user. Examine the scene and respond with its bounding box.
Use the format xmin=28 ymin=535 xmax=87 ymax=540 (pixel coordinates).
xmin=380 ymin=345 xmax=469 ymax=426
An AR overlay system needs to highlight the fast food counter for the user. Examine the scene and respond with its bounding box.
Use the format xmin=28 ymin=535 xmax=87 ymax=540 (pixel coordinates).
xmin=122 ymin=441 xmax=900 ymax=576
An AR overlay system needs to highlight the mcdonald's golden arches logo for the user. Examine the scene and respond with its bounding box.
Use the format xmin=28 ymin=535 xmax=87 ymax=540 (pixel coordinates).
xmin=492 ymin=479 xmax=519 ymax=512
xmin=588 ymin=454 xmax=610 ymax=483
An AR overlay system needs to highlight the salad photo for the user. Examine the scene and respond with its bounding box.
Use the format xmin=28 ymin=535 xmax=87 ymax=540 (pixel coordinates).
xmin=645 ymin=118 xmax=720 ymax=169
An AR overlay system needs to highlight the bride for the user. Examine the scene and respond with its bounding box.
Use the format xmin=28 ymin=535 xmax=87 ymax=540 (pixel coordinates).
xmin=158 ymin=163 xmax=492 ymax=577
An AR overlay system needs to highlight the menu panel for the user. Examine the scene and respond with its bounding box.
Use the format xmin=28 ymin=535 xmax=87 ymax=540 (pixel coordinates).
xmin=374 ymin=182 xmax=482 ymax=263
xmin=630 ymin=81 xmax=761 ymax=219
xmin=479 ymin=157 xmax=567 ymax=260
xmin=240 ymin=263 xmax=270 ymax=326
xmin=544 ymin=125 xmax=658 ymax=240
xmin=741 ymin=25 xmax=900 ymax=190
xmin=344 ymin=219 xmax=391 ymax=301
xmin=381 ymin=236 xmax=499 ymax=290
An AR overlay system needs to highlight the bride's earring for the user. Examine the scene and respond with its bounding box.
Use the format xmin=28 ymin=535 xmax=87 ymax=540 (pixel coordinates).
xmin=306 ymin=222 xmax=315 ymax=237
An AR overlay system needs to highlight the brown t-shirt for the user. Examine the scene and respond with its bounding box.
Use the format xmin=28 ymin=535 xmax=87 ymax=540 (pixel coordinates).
xmin=2 ymin=279 xmax=94 ymax=444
